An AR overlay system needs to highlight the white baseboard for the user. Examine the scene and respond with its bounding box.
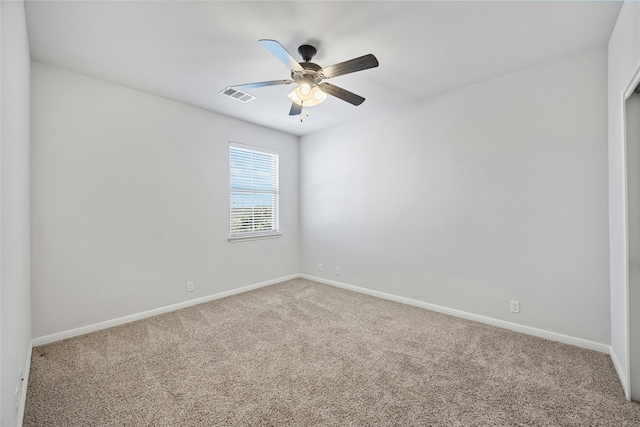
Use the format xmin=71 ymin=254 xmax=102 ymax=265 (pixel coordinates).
xmin=300 ymin=274 xmax=610 ymax=354
xmin=16 ymin=343 xmax=32 ymax=427
xmin=32 ymin=274 xmax=299 ymax=346
xmin=32 ymin=272 xmax=611 ymax=354
xmin=609 ymin=346 xmax=630 ymax=399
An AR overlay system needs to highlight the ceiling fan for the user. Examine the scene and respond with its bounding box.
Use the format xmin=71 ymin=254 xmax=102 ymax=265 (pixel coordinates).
xmin=223 ymin=39 xmax=379 ymax=117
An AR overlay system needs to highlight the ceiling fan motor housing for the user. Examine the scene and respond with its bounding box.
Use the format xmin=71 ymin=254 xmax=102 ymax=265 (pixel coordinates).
xmin=292 ymin=45 xmax=326 ymax=84
xmin=292 ymin=61 xmax=323 ymax=84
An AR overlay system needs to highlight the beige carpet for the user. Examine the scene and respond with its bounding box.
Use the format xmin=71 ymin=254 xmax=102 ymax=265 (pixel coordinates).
xmin=24 ymin=278 xmax=640 ymax=426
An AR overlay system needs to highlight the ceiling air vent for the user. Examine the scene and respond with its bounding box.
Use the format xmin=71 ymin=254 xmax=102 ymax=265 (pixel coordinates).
xmin=220 ymin=87 xmax=256 ymax=103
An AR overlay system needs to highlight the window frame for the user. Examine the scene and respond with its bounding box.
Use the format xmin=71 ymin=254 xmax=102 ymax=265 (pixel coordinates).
xmin=228 ymin=142 xmax=281 ymax=242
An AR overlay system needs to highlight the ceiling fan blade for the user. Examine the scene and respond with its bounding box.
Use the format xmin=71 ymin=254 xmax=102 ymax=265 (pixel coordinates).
xmin=319 ymin=54 xmax=379 ymax=79
xmin=289 ymin=102 xmax=302 ymax=116
xmin=259 ymin=39 xmax=304 ymax=72
xmin=229 ymin=79 xmax=293 ymax=91
xmin=318 ymin=83 xmax=365 ymax=106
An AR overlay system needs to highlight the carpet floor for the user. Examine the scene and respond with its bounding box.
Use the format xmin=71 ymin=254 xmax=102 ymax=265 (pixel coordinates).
xmin=24 ymin=278 xmax=640 ymax=426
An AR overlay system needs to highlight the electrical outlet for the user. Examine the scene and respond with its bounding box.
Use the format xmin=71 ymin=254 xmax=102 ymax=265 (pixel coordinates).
xmin=335 ymin=267 xmax=341 ymax=276
xmin=318 ymin=264 xmax=323 ymax=272
xmin=510 ymin=300 xmax=520 ymax=313
xmin=186 ymin=282 xmax=195 ymax=292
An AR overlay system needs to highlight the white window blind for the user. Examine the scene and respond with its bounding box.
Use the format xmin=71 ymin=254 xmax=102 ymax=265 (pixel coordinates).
xmin=229 ymin=142 xmax=280 ymax=241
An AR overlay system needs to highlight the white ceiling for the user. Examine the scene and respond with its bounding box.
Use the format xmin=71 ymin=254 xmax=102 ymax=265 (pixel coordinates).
xmin=24 ymin=1 xmax=622 ymax=137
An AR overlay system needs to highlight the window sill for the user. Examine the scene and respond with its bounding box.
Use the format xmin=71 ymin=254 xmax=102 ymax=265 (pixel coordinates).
xmin=228 ymin=233 xmax=282 ymax=243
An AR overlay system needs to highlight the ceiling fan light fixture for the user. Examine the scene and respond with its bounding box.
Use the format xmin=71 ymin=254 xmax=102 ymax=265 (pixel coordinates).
xmin=299 ymin=83 xmax=311 ymax=95
xmin=287 ymin=89 xmax=302 ymax=105
xmin=288 ymin=85 xmax=326 ymax=107
xmin=312 ymin=86 xmax=326 ymax=102
xmin=293 ymin=79 xmax=314 ymax=102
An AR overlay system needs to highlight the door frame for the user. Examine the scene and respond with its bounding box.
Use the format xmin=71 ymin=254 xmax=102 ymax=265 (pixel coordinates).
xmin=623 ymin=61 xmax=640 ymax=401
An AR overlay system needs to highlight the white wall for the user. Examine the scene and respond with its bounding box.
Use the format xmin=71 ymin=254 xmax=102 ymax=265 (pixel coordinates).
xmin=31 ymin=62 xmax=299 ymax=338
xmin=300 ymin=47 xmax=609 ymax=344
xmin=1 ymin=0 xmax=32 ymax=425
xmin=608 ymin=0 xmax=640 ymax=399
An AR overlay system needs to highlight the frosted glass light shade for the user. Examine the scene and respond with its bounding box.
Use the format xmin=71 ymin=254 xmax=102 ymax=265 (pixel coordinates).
xmin=288 ymin=85 xmax=327 ymax=107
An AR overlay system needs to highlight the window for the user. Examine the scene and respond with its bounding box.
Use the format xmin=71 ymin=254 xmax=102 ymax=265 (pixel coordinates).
xmin=229 ymin=142 xmax=280 ymax=241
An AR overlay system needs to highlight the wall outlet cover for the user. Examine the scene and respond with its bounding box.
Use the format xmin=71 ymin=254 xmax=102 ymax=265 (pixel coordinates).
xmin=510 ymin=300 xmax=520 ymax=313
